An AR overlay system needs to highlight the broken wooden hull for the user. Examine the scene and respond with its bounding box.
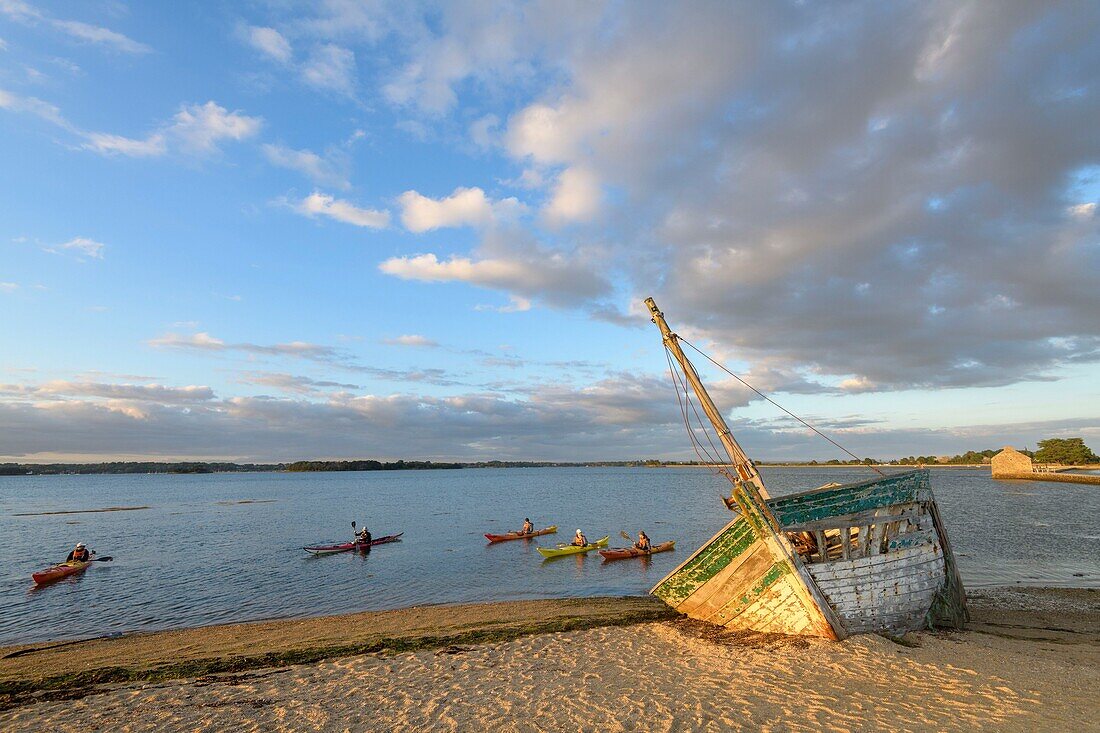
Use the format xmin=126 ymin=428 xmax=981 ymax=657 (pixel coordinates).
xmin=652 ymin=470 xmax=967 ymax=637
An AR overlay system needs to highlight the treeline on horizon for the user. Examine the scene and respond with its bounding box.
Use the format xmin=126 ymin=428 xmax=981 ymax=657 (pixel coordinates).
xmin=0 ymin=461 xmax=280 ymax=476
xmin=2 ymin=438 xmax=1094 ymax=476
xmin=284 ymin=460 xmax=463 ymax=472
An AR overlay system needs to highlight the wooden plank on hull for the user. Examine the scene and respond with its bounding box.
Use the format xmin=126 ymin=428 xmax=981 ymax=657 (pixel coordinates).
xmin=767 ymin=471 xmax=929 ymax=526
xmin=652 ymin=518 xmax=757 ymax=605
xmin=806 ymin=541 xmax=943 ymax=581
xmin=674 ymin=541 xmax=775 ymax=618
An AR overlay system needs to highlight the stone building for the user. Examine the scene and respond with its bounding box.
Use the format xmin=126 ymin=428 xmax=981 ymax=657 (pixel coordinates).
xmin=991 ymin=446 xmax=1033 ymax=477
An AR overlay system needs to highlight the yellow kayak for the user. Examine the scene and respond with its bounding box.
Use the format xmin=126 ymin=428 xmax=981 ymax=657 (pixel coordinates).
xmin=537 ymin=536 xmax=609 ymax=558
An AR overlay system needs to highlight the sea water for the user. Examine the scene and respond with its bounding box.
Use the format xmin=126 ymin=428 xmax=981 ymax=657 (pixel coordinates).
xmin=1 ymin=467 xmax=1096 ymax=644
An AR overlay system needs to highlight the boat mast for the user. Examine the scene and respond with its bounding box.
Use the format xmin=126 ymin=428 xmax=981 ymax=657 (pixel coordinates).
xmin=645 ymin=297 xmax=774 ymax=511
xmin=646 ymin=296 xmax=845 ymax=639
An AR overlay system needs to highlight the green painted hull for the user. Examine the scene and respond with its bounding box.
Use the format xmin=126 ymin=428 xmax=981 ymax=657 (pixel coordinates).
xmin=652 ymin=470 xmax=967 ymax=636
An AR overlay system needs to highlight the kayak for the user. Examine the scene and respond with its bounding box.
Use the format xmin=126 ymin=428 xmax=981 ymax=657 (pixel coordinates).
xmin=485 ymin=525 xmax=557 ymax=543
xmin=303 ymin=532 xmax=404 ymax=555
xmin=599 ymin=541 xmax=676 ymax=560
xmin=537 ymin=536 xmax=609 ymax=558
xmin=32 ymin=559 xmax=93 ymax=585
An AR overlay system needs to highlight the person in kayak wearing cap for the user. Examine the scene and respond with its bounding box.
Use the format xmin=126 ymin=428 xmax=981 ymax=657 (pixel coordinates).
xmin=66 ymin=543 xmax=91 ymax=562
xmin=633 ymin=531 xmax=652 ymax=553
xmin=521 ymin=518 xmax=534 ymax=535
xmin=355 ymin=526 xmax=372 ymax=547
xmin=571 ymin=529 xmax=589 ymax=547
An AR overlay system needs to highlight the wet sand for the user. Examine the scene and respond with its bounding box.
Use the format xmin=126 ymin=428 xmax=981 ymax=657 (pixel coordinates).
xmin=2 ymin=588 xmax=1096 ymax=732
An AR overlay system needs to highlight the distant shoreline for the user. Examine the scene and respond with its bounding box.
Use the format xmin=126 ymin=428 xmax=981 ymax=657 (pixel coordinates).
xmin=0 ymin=460 xmax=997 ymax=476
xmin=662 ymin=463 xmax=991 ymax=469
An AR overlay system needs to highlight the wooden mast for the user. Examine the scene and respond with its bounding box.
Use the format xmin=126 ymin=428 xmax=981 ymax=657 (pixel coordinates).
xmin=645 ymin=297 xmax=771 ymax=506
xmin=645 ymin=296 xmax=844 ymax=639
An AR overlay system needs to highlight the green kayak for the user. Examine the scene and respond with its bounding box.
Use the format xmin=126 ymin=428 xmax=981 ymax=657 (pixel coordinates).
xmin=537 ymin=536 xmax=609 ymax=558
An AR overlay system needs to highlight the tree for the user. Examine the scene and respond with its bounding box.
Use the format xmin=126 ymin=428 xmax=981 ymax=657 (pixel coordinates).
xmin=1033 ymin=438 xmax=1099 ymax=464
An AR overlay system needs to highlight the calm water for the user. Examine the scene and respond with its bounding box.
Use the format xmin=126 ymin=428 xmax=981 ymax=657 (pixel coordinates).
xmin=2 ymin=467 xmax=1097 ymax=645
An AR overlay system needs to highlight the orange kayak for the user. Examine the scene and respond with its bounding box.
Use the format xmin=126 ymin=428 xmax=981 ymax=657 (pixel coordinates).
xmin=485 ymin=525 xmax=557 ymax=542
xmin=32 ymin=559 xmax=93 ymax=585
xmin=599 ymin=541 xmax=675 ymax=560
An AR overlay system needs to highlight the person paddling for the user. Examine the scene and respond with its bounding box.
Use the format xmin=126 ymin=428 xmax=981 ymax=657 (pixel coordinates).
xmin=633 ymin=531 xmax=652 ymax=553
xmin=571 ymin=529 xmax=589 ymax=547
xmin=521 ymin=518 xmax=534 ymax=535
xmin=355 ymin=525 xmax=372 ymax=547
xmin=66 ymin=543 xmax=91 ymax=562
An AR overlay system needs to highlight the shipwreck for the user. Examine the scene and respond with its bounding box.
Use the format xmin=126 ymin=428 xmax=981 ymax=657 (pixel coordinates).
xmin=645 ymin=297 xmax=968 ymax=639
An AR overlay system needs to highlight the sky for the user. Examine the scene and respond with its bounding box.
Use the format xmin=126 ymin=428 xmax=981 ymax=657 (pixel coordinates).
xmin=0 ymin=0 xmax=1098 ymax=463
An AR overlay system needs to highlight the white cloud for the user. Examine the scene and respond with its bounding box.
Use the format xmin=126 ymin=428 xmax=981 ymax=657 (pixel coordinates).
xmin=168 ymin=101 xmax=262 ymax=155
xmin=0 ymin=1 xmax=149 ymax=54
xmin=1 ymin=90 xmax=259 ymax=158
xmin=147 ymin=332 xmax=225 ymax=351
xmin=82 ymin=131 xmax=167 ymax=157
xmin=1068 ymin=202 xmax=1096 ymax=220
xmin=50 ymin=19 xmax=150 ymax=54
xmin=398 ymin=187 xmax=523 ymax=232
xmin=147 ymin=332 xmax=341 ymax=362
xmin=302 ymin=44 xmax=356 ymax=96
xmin=383 ymin=334 xmax=439 ymax=347
xmin=505 ymin=103 xmax=573 ymax=164
xmin=475 ymin=295 xmax=532 ymax=313
xmin=378 ymin=246 xmax=610 ymax=308
xmin=292 ymin=192 xmax=390 ymax=228
xmin=238 ymin=372 xmax=358 ymax=395
xmin=543 ymin=167 xmax=601 ymax=226
xmin=0 ymin=88 xmax=71 ymax=129
xmin=262 ymin=143 xmax=349 ymax=189
xmin=0 ymin=282 xmax=17 ymax=292
xmin=245 ymin=26 xmax=292 ymax=64
xmin=469 ymin=114 xmax=499 ymax=150
xmin=0 ymin=0 xmax=41 ymax=22
xmin=57 ymin=237 xmax=106 ymax=259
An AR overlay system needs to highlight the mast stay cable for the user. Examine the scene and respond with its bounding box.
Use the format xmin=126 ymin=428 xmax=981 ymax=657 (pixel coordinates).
xmin=670 ymin=337 xmax=885 ymax=478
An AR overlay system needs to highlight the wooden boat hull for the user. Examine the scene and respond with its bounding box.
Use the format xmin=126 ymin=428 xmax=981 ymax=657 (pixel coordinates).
xmin=485 ymin=526 xmax=557 ymax=542
xmin=651 ymin=470 xmax=966 ymax=637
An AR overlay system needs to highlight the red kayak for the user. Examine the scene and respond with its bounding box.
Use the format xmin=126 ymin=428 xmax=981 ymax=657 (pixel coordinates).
xmin=32 ymin=558 xmax=94 ymax=585
xmin=485 ymin=525 xmax=557 ymax=543
xmin=599 ymin=541 xmax=675 ymax=560
xmin=303 ymin=532 xmax=403 ymax=555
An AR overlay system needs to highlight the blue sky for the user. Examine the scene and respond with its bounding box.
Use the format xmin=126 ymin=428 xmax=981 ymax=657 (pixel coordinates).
xmin=1 ymin=1 xmax=1098 ymax=462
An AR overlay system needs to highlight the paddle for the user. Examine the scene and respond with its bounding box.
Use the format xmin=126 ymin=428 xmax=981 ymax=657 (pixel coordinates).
xmin=620 ymin=530 xmax=652 ymax=554
xmin=92 ymin=556 xmax=113 ymax=562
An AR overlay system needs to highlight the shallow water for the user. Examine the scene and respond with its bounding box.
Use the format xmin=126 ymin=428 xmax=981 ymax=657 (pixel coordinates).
xmin=1 ymin=467 xmax=1097 ymax=644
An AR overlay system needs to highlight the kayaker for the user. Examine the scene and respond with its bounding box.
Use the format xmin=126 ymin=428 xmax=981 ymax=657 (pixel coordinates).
xmin=571 ymin=529 xmax=589 ymax=547
xmin=521 ymin=518 xmax=534 ymax=535
xmin=66 ymin=543 xmax=91 ymax=562
xmin=634 ymin=531 xmax=652 ymax=552
xmin=356 ymin=526 xmax=372 ymax=546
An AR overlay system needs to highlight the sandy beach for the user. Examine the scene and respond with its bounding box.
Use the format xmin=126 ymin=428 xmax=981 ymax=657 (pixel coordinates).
xmin=1 ymin=587 xmax=1096 ymax=731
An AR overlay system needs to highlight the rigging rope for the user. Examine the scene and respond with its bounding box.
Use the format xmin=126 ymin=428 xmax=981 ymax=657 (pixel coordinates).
xmin=672 ymin=337 xmax=885 ymax=478
xmin=664 ymin=343 xmax=738 ymax=494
